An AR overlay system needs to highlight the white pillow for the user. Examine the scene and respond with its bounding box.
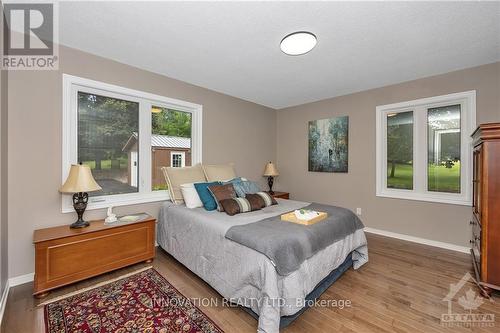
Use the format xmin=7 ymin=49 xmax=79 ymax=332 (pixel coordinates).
xmin=180 ymin=183 xmax=203 ymax=209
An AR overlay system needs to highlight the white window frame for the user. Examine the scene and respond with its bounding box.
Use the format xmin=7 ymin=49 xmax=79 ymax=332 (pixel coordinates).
xmin=62 ymin=74 xmax=202 ymax=213
xmin=376 ymin=91 xmax=476 ymax=206
xmin=170 ymin=151 xmax=186 ymax=168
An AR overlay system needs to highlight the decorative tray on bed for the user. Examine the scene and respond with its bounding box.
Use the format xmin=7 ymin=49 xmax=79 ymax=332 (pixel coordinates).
xmin=281 ymin=210 xmax=328 ymax=225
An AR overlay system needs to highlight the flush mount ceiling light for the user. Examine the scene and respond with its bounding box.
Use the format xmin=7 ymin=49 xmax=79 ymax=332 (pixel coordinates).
xmin=280 ymin=31 xmax=317 ymax=56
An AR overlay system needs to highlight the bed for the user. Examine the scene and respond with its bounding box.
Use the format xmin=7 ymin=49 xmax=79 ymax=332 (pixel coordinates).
xmin=157 ymin=198 xmax=368 ymax=333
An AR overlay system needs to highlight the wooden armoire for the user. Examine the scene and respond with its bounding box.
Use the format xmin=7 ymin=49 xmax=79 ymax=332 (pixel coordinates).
xmin=471 ymin=123 xmax=500 ymax=296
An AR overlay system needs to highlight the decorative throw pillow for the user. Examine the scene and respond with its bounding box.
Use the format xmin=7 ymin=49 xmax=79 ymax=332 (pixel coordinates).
xmin=202 ymin=163 xmax=237 ymax=182
xmin=161 ymin=164 xmax=206 ymax=204
xmin=223 ymin=177 xmax=243 ymax=185
xmin=180 ymin=183 xmax=204 ymax=209
xmin=255 ymin=191 xmax=278 ymax=207
xmin=208 ymin=184 xmax=237 ymax=211
xmin=194 ymin=181 xmax=222 ymax=211
xmin=232 ymin=180 xmax=261 ymax=198
xmin=222 ymin=177 xmax=244 ymax=196
xmin=220 ymin=194 xmax=265 ymax=216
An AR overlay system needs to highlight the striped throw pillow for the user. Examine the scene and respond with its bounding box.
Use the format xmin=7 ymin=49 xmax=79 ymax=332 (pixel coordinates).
xmin=219 ymin=194 xmax=264 ymax=216
xmin=256 ymin=192 xmax=278 ymax=207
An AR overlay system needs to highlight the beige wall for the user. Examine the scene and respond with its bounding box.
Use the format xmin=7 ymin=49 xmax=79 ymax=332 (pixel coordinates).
xmin=276 ymin=62 xmax=500 ymax=248
xmin=7 ymin=45 xmax=276 ymax=278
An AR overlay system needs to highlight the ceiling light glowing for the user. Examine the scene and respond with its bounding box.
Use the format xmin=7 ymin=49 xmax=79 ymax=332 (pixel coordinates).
xmin=280 ymin=31 xmax=317 ymax=56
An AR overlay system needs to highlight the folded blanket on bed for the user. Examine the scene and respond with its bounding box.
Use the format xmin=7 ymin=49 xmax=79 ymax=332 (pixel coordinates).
xmin=225 ymin=203 xmax=364 ymax=275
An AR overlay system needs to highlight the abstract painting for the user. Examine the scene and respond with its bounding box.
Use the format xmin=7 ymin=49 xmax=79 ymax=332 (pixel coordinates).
xmin=308 ymin=116 xmax=349 ymax=172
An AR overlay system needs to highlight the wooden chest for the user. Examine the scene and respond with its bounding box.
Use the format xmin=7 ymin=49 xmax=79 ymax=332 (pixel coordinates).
xmin=33 ymin=215 xmax=156 ymax=297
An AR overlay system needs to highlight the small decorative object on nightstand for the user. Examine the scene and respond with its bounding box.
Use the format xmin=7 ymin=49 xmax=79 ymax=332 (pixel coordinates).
xmin=105 ymin=206 xmax=117 ymax=224
xmin=59 ymin=163 xmax=102 ymax=229
xmin=263 ymin=161 xmax=279 ymax=194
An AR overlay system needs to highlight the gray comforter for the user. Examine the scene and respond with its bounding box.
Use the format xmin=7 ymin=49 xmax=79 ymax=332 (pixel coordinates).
xmin=225 ymin=203 xmax=364 ymax=275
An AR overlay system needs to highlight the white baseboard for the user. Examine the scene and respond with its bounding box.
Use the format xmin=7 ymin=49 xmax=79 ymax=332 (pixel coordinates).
xmin=9 ymin=273 xmax=34 ymax=287
xmin=0 ymin=272 xmax=32 ymax=325
xmin=364 ymin=227 xmax=470 ymax=254
xmin=0 ymin=272 xmax=35 ymax=325
xmin=0 ymin=280 xmax=10 ymax=326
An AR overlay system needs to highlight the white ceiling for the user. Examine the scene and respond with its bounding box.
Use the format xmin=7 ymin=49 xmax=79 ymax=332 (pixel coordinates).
xmin=59 ymin=1 xmax=500 ymax=109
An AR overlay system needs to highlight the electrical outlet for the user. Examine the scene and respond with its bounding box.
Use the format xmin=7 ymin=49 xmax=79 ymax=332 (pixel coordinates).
xmin=356 ymin=208 xmax=362 ymax=216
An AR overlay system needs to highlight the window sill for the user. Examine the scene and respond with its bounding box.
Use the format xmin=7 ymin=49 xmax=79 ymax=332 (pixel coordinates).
xmin=61 ymin=191 xmax=170 ymax=213
xmin=376 ymin=190 xmax=471 ymax=206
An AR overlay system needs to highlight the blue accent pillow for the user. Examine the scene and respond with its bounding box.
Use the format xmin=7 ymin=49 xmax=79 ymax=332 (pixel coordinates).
xmin=230 ymin=179 xmax=261 ymax=198
xmin=194 ymin=181 xmax=222 ymax=211
xmin=223 ymin=178 xmax=243 ymax=197
xmin=223 ymin=177 xmax=243 ymax=186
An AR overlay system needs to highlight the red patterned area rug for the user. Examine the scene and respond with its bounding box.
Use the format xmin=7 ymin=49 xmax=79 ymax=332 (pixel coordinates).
xmin=44 ymin=268 xmax=224 ymax=333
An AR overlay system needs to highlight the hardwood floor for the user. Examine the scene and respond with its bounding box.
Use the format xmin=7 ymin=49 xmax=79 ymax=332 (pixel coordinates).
xmin=2 ymin=233 xmax=499 ymax=332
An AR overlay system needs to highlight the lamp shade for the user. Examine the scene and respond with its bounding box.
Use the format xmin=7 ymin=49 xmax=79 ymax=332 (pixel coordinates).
xmin=263 ymin=162 xmax=279 ymax=177
xmin=59 ymin=164 xmax=102 ymax=193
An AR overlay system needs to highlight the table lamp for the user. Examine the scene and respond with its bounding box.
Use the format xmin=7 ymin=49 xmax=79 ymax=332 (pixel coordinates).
xmin=60 ymin=164 xmax=102 ymax=228
xmin=263 ymin=162 xmax=279 ymax=194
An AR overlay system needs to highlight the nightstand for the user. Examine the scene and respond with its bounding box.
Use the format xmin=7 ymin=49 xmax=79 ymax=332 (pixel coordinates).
xmin=268 ymin=191 xmax=290 ymax=200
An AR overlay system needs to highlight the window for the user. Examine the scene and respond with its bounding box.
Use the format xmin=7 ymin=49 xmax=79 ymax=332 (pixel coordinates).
xmin=171 ymin=152 xmax=186 ymax=168
xmin=376 ymin=91 xmax=475 ymax=205
xmin=427 ymin=105 xmax=461 ymax=194
xmin=151 ymin=106 xmax=191 ymax=190
xmin=387 ymin=111 xmax=413 ymax=190
xmin=62 ymin=74 xmax=202 ymax=212
xmin=78 ymin=92 xmax=139 ymax=196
